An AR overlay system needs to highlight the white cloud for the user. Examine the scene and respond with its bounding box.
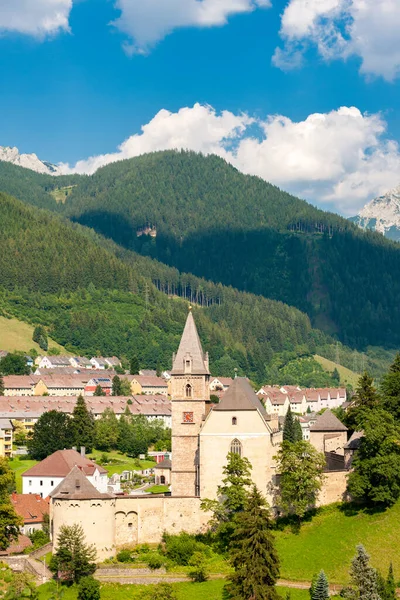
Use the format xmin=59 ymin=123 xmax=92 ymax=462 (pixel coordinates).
xmin=111 ymin=0 xmax=271 ymax=53
xmin=60 ymin=104 xmax=400 ymax=215
xmin=274 ymin=0 xmax=400 ymax=81
xmin=0 ymin=0 xmax=72 ymax=37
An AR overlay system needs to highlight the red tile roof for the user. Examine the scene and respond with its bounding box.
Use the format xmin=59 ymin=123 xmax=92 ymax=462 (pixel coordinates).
xmin=22 ymin=449 xmax=107 ymax=478
xmin=10 ymin=493 xmax=49 ymax=524
xmin=0 ymin=534 xmax=32 ymax=556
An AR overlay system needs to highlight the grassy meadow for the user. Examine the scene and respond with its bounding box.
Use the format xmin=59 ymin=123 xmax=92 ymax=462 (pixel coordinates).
xmin=314 ymin=354 xmax=359 ymax=388
xmin=87 ymin=450 xmax=156 ymax=475
xmin=0 ymin=316 xmax=66 ymax=354
xmin=9 ymin=457 xmax=38 ymax=493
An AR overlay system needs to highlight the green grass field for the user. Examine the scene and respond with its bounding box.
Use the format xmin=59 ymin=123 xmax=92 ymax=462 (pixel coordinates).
xmin=314 ymin=354 xmax=360 ymax=388
xmin=275 ymin=502 xmax=400 ymax=584
xmin=50 ymin=186 xmax=76 ymax=204
xmin=0 ymin=316 xmax=66 ymax=354
xmin=9 ymin=457 xmax=38 ymax=493
xmin=84 ymin=450 xmax=156 ymax=476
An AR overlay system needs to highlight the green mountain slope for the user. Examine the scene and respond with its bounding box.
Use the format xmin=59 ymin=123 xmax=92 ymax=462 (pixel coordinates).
xmin=51 ymin=150 xmax=400 ymax=349
xmin=1 ymin=191 xmax=344 ymax=383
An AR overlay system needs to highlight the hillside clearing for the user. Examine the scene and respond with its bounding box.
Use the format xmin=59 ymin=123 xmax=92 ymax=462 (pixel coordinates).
xmin=0 ymin=316 xmax=66 ymax=354
xmin=275 ymin=502 xmax=400 ymax=584
xmin=314 ymin=354 xmax=360 ymax=388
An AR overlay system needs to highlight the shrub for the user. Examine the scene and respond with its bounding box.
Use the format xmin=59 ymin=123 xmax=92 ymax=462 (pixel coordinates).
xmin=146 ymin=553 xmax=164 ymax=570
xmin=137 ymin=543 xmax=151 ymax=554
xmin=162 ymin=532 xmax=207 ymax=566
xmin=116 ymin=549 xmax=133 ymax=563
xmin=188 ymin=552 xmax=209 ymax=583
xmin=77 ymin=576 xmax=101 ymax=600
xmin=148 ymin=583 xmax=178 ymax=600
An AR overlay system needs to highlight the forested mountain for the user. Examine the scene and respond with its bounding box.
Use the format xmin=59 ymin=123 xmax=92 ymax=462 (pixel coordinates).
xmin=51 ymin=150 xmax=400 ymax=349
xmin=1 ymin=191 xmax=347 ymax=384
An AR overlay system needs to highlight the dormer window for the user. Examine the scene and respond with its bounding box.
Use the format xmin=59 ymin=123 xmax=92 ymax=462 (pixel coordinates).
xmin=186 ymin=384 xmax=192 ymax=398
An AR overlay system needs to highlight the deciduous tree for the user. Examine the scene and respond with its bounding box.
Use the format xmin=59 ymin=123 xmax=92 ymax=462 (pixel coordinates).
xmin=77 ymin=576 xmax=101 ymax=600
xmin=28 ymin=410 xmax=73 ymax=460
xmin=0 ymin=458 xmax=23 ymax=550
xmin=95 ymin=408 xmax=119 ymax=451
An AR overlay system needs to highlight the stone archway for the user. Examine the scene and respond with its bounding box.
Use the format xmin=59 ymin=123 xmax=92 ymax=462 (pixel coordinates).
xmin=115 ymin=510 xmax=138 ymax=546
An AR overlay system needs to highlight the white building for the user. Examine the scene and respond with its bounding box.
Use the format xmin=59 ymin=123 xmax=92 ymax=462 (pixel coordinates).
xmin=38 ymin=356 xmax=72 ymax=369
xmin=22 ymin=449 xmax=108 ymax=498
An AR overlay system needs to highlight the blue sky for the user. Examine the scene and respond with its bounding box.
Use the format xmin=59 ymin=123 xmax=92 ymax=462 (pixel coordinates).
xmin=1 ymin=0 xmax=400 ymax=214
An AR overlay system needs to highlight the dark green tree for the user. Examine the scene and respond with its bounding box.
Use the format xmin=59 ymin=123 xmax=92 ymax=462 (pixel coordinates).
xmin=293 ymin=417 xmax=303 ymax=443
xmin=332 ymin=368 xmax=340 ymax=384
xmin=348 ymin=409 xmax=400 ymax=507
xmin=93 ymin=384 xmax=105 ymax=397
xmin=72 ymin=395 xmax=95 ymax=453
xmin=33 ymin=325 xmax=48 ymax=351
xmin=0 ymin=458 xmax=23 ymax=550
xmin=77 ymin=576 xmax=101 ymax=600
xmin=381 ymin=353 xmax=400 ymax=419
xmin=346 ymin=372 xmax=380 ymax=430
xmin=227 ymin=486 xmax=280 ymax=600
xmin=283 ymin=407 xmax=296 ymax=443
xmin=385 ymin=564 xmax=396 ymax=600
xmin=50 ymin=524 xmax=97 ymax=584
xmin=0 ymin=372 xmax=4 ymax=396
xmin=130 ymin=355 xmax=140 ymax=375
xmin=95 ymin=408 xmax=119 ymax=451
xmin=0 ymin=352 xmax=30 ymax=375
xmin=27 ymin=410 xmax=73 ymax=460
xmin=274 ymin=441 xmax=326 ymax=519
xmin=112 ymin=375 xmax=122 ymax=396
xmin=311 ymin=570 xmax=329 ymax=600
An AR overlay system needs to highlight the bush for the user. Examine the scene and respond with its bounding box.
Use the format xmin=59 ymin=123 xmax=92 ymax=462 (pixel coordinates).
xmin=137 ymin=543 xmax=151 ymax=554
xmin=116 ymin=549 xmax=133 ymax=563
xmin=78 ymin=576 xmax=101 ymax=600
xmin=162 ymin=532 xmax=208 ymax=566
xmin=146 ymin=553 xmax=164 ymax=570
xmin=188 ymin=552 xmax=209 ymax=583
xmin=148 ymin=583 xmax=178 ymax=600
xmin=28 ymin=529 xmax=50 ymax=550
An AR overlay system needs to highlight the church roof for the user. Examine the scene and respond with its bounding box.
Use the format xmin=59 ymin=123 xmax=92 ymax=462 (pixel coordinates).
xmin=50 ymin=466 xmax=112 ymax=500
xmin=171 ymin=310 xmax=210 ymax=375
xmin=154 ymin=457 xmax=172 ymax=470
xmin=214 ymin=378 xmax=267 ymax=416
xmin=310 ymin=409 xmax=348 ymax=432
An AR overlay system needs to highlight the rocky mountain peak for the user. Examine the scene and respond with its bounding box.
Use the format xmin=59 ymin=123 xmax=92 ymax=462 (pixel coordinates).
xmin=0 ymin=145 xmax=61 ymax=175
xmin=351 ymin=185 xmax=400 ymax=241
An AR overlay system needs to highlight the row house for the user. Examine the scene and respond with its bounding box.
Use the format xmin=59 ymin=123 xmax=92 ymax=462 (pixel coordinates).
xmin=257 ymin=384 xmax=347 ymax=416
xmin=37 ymin=356 xmax=71 ymax=369
xmin=0 ymin=419 xmax=13 ymax=458
xmin=84 ymin=377 xmax=112 ymax=396
xmin=209 ymin=377 xmax=233 ymax=392
xmin=36 ymin=355 xmax=121 ymax=370
xmin=90 ymin=356 xmax=121 ymax=370
xmin=129 ymin=375 xmax=169 ymax=396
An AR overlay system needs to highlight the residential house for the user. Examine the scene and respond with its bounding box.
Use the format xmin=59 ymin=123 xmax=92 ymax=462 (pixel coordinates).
xmin=38 ymin=356 xmax=71 ymax=369
xmin=209 ymin=377 xmax=233 ymax=392
xmin=104 ymin=357 xmax=121 ymax=369
xmin=287 ymin=391 xmax=307 ymax=414
xmin=69 ymin=357 xmax=92 ymax=369
xmin=90 ymin=357 xmax=109 ymax=370
xmin=22 ymin=448 xmax=108 ymax=498
xmin=298 ymin=412 xmax=318 ymax=440
xmin=0 ymin=419 xmax=13 ymax=458
xmin=85 ymin=377 xmax=112 ymax=396
xmin=309 ymin=410 xmax=348 ymax=456
xmin=3 ymin=375 xmax=36 ymax=397
xmin=130 ymin=376 xmax=168 ymax=396
xmin=259 ymin=388 xmax=290 ymax=417
xmin=10 ymin=493 xmax=49 ymax=535
xmin=39 ymin=375 xmax=85 ymax=397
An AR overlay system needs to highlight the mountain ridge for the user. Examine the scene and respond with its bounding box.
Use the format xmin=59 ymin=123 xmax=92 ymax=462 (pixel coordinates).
xmin=351 ymin=185 xmax=400 ymax=241
xmin=0 ymin=145 xmax=62 ymax=175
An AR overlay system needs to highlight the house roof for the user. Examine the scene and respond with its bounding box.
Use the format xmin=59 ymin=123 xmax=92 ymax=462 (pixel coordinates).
xmin=214 ymin=378 xmax=267 ymax=416
xmin=154 ymin=457 xmax=172 ymax=470
xmin=10 ymin=493 xmax=49 ymax=524
xmin=0 ymin=418 xmax=12 ymax=430
xmin=3 ymin=375 xmax=35 ymax=389
xmin=43 ymin=356 xmax=71 ymax=366
xmin=0 ymin=534 xmax=32 ymax=556
xmin=310 ymin=409 xmax=348 ymax=432
xmin=50 ymin=466 xmax=112 ymax=500
xmin=133 ymin=376 xmax=168 ymax=387
xmin=22 ymin=449 xmax=107 ymax=478
xmin=171 ymin=310 xmax=210 ymax=375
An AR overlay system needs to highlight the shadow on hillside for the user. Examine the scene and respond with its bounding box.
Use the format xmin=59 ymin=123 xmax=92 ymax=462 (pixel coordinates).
xmin=274 ymin=508 xmax=319 ymax=535
xmin=338 ymin=501 xmax=387 ymax=518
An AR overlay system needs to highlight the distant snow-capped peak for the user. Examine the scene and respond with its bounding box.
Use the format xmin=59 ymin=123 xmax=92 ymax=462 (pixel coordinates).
xmin=352 ymin=185 xmax=400 ymax=241
xmin=0 ymin=145 xmax=62 ymax=175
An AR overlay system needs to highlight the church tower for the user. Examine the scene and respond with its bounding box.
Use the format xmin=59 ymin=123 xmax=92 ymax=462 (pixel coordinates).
xmin=170 ymin=308 xmax=210 ymax=497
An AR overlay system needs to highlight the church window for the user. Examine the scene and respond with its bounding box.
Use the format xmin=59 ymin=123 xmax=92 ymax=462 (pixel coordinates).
xmin=185 ymin=384 xmax=192 ymax=398
xmin=230 ymin=439 xmax=242 ymax=456
xmin=232 ymin=417 xmax=237 ymax=426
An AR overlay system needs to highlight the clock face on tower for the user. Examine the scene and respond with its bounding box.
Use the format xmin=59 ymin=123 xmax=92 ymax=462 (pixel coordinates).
xmin=183 ymin=411 xmax=194 ymax=423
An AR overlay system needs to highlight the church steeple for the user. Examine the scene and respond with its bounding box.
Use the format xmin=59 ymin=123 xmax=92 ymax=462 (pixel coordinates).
xmin=171 ymin=308 xmax=210 ymax=376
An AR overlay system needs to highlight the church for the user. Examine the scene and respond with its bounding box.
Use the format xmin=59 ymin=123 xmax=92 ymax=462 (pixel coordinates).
xmin=49 ymin=309 xmax=346 ymax=559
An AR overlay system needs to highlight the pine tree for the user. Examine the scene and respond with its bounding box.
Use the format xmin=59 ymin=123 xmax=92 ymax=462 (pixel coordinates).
xmin=227 ymin=486 xmax=280 ymax=600
xmin=50 ymin=524 xmax=97 ymax=584
xmin=93 ymin=384 xmax=105 ymax=396
xmin=346 ymin=372 xmax=380 ymax=430
xmin=72 ymin=395 xmax=95 ymax=452
xmin=112 ymin=375 xmax=122 ymax=396
xmin=385 ymin=564 xmax=396 ymax=600
xmin=283 ymin=407 xmax=295 ymax=443
xmin=311 ymin=570 xmax=329 ymax=600
xmin=293 ymin=418 xmax=303 ymax=442
xmin=381 ymin=353 xmax=400 ymax=419
xmin=0 ymin=372 xmax=4 ymax=396
xmin=342 ymin=544 xmax=381 ymax=600
xmin=130 ymin=355 xmax=140 ymax=375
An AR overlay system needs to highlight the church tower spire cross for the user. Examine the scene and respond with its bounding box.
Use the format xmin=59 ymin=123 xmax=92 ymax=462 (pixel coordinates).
xmin=170 ymin=309 xmax=210 ymax=497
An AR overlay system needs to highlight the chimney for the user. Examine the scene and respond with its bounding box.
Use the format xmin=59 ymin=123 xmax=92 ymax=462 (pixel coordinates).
xmin=72 ymin=446 xmax=77 ymax=452
xmin=80 ymin=446 xmax=86 ymax=457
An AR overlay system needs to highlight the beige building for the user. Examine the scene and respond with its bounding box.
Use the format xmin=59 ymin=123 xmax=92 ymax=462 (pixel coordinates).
xmin=309 ymin=410 xmax=348 ymax=455
xmin=0 ymin=419 xmax=13 ymax=458
xmin=130 ymin=376 xmax=168 ymax=396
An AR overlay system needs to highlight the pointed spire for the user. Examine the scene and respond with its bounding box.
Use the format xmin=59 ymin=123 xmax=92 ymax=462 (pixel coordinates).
xmin=171 ymin=309 xmax=210 ymax=375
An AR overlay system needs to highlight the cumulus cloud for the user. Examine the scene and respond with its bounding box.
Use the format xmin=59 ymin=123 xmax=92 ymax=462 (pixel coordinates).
xmin=111 ymin=0 xmax=271 ymax=53
xmin=0 ymin=0 xmax=72 ymax=37
xmin=60 ymin=104 xmax=400 ymax=215
xmin=274 ymin=0 xmax=400 ymax=81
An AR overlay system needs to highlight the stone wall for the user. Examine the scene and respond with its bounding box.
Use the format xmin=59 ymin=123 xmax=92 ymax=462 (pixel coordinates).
xmin=317 ymin=470 xmax=348 ymax=506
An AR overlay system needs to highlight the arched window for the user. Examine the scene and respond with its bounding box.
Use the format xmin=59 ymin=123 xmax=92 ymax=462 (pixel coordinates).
xmin=185 ymin=384 xmax=192 ymax=398
xmin=230 ymin=438 xmax=242 ymax=456
xmin=232 ymin=417 xmax=237 ymax=426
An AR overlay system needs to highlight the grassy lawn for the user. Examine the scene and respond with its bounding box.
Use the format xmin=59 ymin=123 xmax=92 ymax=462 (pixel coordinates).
xmin=9 ymin=457 xmax=38 ymax=493
xmin=0 ymin=315 xmax=66 ymax=354
xmin=147 ymin=484 xmax=169 ymax=494
xmin=314 ymin=354 xmax=359 ymax=388
xmin=87 ymin=449 xmax=156 ymax=476
xmin=275 ymin=502 xmax=400 ymax=585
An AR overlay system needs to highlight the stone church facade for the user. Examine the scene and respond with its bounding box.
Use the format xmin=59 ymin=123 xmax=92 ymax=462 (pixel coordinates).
xmin=50 ymin=309 xmax=347 ymax=560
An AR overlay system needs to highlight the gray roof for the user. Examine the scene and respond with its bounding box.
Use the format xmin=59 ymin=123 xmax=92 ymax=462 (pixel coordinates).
xmin=310 ymin=409 xmax=348 ymax=432
xmin=50 ymin=466 xmax=112 ymax=500
xmin=0 ymin=418 xmax=12 ymax=430
xmin=154 ymin=458 xmax=172 ymax=470
xmin=171 ymin=310 xmax=210 ymax=375
xmin=214 ymin=378 xmax=267 ymax=416
xmin=344 ymin=430 xmax=364 ymax=450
